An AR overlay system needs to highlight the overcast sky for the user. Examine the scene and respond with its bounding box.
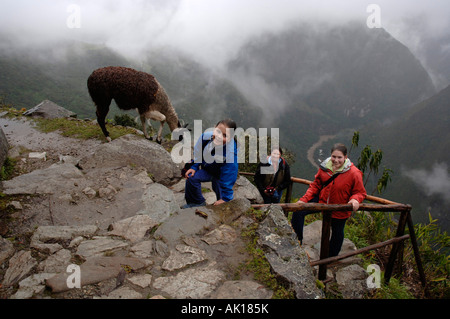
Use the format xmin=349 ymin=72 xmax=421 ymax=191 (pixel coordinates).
xmin=1 ymin=0 xmax=450 ymax=70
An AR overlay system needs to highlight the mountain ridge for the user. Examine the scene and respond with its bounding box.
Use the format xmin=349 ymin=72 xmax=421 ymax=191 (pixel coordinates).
xmin=358 ymin=84 xmax=450 ymax=230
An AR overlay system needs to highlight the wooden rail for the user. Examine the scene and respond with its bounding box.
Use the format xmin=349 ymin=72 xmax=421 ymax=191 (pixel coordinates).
xmin=252 ymin=203 xmax=412 ymax=212
xmin=309 ymin=234 xmax=411 ymax=267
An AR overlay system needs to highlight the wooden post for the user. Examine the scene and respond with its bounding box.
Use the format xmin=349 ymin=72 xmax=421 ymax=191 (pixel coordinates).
xmin=384 ymin=211 xmax=408 ymax=284
xmin=318 ymin=211 xmax=332 ymax=280
xmin=406 ymin=211 xmax=428 ymax=293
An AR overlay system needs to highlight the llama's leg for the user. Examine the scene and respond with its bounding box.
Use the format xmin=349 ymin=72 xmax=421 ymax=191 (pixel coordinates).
xmin=144 ymin=111 xmax=166 ymax=143
xmin=156 ymin=121 xmax=166 ymax=144
xmin=140 ymin=114 xmax=150 ymax=139
xmin=96 ymin=104 xmax=111 ymax=142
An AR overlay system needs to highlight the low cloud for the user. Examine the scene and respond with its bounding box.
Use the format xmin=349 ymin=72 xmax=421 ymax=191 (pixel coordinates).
xmin=2 ymin=0 xmax=450 ymax=69
xmin=403 ymin=163 xmax=450 ymax=203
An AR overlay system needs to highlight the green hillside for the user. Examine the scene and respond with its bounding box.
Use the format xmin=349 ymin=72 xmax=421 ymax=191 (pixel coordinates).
xmin=227 ymin=22 xmax=437 ymax=186
xmin=228 ymin=22 xmax=435 ymax=128
xmin=140 ymin=49 xmax=263 ymax=129
xmin=0 ymin=38 xmax=131 ymax=118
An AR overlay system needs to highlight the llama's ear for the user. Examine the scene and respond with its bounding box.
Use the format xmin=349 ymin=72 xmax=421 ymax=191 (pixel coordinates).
xmin=178 ymin=119 xmax=191 ymax=131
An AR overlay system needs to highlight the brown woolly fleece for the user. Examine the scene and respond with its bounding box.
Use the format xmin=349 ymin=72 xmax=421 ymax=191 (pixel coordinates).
xmin=87 ymin=66 xmax=180 ymax=139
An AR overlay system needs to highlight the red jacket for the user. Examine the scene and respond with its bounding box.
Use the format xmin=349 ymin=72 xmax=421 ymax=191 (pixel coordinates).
xmin=300 ymin=158 xmax=366 ymax=219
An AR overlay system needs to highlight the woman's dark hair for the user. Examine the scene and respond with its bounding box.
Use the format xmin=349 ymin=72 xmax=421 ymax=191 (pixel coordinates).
xmin=216 ymin=118 xmax=237 ymax=131
xmin=216 ymin=119 xmax=237 ymax=143
xmin=271 ymin=145 xmax=283 ymax=156
xmin=331 ymin=143 xmax=348 ymax=156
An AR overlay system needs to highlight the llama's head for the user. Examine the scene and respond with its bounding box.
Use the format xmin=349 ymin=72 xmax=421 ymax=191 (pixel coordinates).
xmin=177 ymin=119 xmax=189 ymax=129
xmin=173 ymin=120 xmax=190 ymax=141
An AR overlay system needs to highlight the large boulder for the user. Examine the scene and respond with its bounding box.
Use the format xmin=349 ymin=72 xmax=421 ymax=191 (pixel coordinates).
xmin=78 ymin=134 xmax=180 ymax=186
xmin=257 ymin=205 xmax=324 ymax=299
xmin=233 ymin=176 xmax=264 ymax=204
xmin=107 ymin=214 xmax=159 ymax=243
xmin=152 ymin=262 xmax=226 ymax=299
xmin=1 ymin=163 xmax=85 ymax=195
xmin=137 ymin=183 xmax=180 ymax=223
xmin=2 ymin=250 xmax=37 ymax=287
xmin=335 ymin=264 xmax=370 ymax=299
xmin=23 ymin=100 xmax=77 ymax=119
xmin=154 ymin=207 xmax=217 ymax=246
xmin=0 ymin=127 xmax=8 ymax=169
xmin=46 ymin=256 xmax=147 ymax=293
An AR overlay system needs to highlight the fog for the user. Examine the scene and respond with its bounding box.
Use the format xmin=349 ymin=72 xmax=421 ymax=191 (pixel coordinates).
xmin=403 ymin=163 xmax=450 ymax=204
xmin=1 ymin=0 xmax=450 ymax=81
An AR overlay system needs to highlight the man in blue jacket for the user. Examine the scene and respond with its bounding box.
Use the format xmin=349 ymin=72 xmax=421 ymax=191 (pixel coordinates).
xmin=183 ymin=119 xmax=239 ymax=208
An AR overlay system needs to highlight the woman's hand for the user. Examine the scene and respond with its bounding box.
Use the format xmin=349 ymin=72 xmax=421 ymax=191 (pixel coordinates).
xmin=185 ymin=169 xmax=196 ymax=178
xmin=296 ymin=200 xmax=306 ymax=205
xmin=348 ymin=199 xmax=360 ymax=211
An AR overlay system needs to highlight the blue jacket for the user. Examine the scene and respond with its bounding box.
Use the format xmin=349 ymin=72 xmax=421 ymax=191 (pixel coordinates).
xmin=190 ymin=131 xmax=239 ymax=202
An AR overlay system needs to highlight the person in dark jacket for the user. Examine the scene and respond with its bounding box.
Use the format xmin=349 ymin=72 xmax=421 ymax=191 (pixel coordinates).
xmin=183 ymin=119 xmax=239 ymax=208
xmin=254 ymin=146 xmax=291 ymax=204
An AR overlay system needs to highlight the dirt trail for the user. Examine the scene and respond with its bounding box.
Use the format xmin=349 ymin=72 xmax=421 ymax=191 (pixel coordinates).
xmin=306 ymin=135 xmax=336 ymax=169
xmin=0 ymin=116 xmax=102 ymax=171
xmin=0 ymin=116 xmax=143 ymax=232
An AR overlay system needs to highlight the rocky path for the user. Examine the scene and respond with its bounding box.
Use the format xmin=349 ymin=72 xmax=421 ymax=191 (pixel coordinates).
xmin=0 ymin=113 xmax=371 ymax=300
xmin=0 ymin=115 xmax=288 ymax=299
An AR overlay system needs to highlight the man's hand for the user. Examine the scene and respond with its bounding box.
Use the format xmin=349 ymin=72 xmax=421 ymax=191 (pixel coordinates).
xmin=185 ymin=169 xmax=196 ymax=178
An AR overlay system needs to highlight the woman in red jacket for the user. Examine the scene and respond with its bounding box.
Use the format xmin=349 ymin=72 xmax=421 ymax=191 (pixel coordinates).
xmin=293 ymin=143 xmax=366 ymax=257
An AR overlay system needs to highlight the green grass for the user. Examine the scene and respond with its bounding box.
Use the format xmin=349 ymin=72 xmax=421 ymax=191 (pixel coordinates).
xmin=0 ymin=104 xmax=141 ymax=142
xmin=34 ymin=117 xmax=139 ymax=141
xmin=0 ymin=157 xmax=16 ymax=181
xmin=345 ymin=211 xmax=449 ymax=299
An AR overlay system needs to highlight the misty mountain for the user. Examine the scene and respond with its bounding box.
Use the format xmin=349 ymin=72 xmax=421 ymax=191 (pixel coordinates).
xmin=0 ymin=37 xmax=130 ymax=117
xmin=416 ymin=34 xmax=450 ymax=91
xmin=225 ymin=22 xmax=437 ymax=180
xmin=373 ymin=84 xmax=450 ymax=166
xmin=140 ymin=49 xmax=263 ymax=129
xmin=358 ymin=85 xmax=450 ymax=228
xmin=227 ymin=22 xmax=436 ymax=128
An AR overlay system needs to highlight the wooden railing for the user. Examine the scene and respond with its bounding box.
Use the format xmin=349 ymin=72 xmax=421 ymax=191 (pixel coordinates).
xmin=240 ymin=172 xmax=427 ymax=292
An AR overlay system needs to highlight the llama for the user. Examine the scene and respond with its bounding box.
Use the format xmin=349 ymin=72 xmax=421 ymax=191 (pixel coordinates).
xmin=87 ymin=66 xmax=186 ymax=143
